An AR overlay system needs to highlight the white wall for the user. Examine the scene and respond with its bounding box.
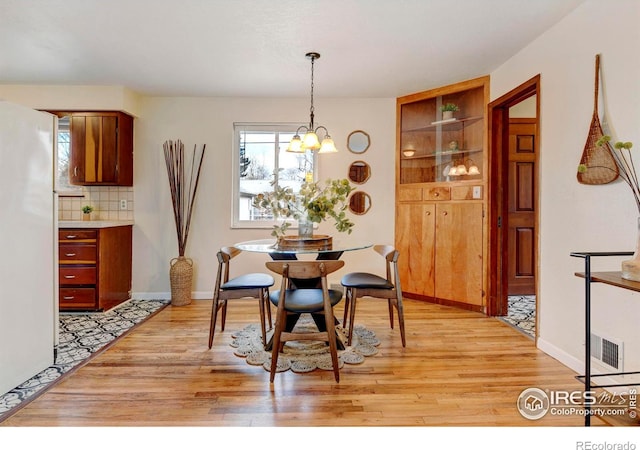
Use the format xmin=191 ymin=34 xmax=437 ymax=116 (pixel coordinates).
xmin=491 ymin=0 xmax=640 ymax=375
xmin=132 ymin=96 xmax=396 ymax=298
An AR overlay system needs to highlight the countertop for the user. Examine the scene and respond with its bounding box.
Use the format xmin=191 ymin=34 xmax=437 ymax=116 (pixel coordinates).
xmin=59 ymin=220 xmax=134 ymax=229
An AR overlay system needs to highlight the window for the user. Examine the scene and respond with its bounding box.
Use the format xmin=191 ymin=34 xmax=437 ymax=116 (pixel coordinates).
xmin=56 ymin=115 xmax=83 ymax=196
xmin=232 ymin=123 xmax=316 ymax=229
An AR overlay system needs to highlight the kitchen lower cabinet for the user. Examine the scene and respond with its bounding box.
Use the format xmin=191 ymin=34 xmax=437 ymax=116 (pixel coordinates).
xmin=59 ymin=226 xmax=132 ymax=311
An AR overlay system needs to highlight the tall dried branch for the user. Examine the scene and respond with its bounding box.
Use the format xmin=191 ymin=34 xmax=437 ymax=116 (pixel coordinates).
xmin=163 ymin=140 xmax=206 ymax=256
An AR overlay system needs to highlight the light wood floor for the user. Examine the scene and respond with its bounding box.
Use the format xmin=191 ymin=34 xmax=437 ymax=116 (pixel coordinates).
xmin=1 ymin=298 xmax=592 ymax=426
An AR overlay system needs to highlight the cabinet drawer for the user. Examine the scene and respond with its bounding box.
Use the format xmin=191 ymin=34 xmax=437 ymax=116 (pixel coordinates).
xmin=59 ymin=244 xmax=97 ymax=263
xmin=59 ymin=288 xmax=97 ymax=308
xmin=59 ymin=230 xmax=97 ymax=241
xmin=59 ymin=266 xmax=96 ymax=285
xmin=424 ymin=187 xmax=450 ymax=201
xmin=398 ymin=187 xmax=423 ymax=202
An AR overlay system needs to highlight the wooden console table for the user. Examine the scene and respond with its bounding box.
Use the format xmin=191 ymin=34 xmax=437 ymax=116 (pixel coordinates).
xmin=571 ymin=251 xmax=640 ymax=426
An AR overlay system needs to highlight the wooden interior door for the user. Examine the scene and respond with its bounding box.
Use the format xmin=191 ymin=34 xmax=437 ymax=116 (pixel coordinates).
xmin=507 ymin=119 xmax=536 ymax=295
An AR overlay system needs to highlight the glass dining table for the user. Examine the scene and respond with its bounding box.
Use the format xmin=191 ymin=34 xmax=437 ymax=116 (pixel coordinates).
xmin=234 ymin=237 xmax=372 ymax=350
xmin=233 ymin=238 xmax=372 ymax=260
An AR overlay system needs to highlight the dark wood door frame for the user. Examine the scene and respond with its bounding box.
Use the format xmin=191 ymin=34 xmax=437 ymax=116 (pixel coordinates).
xmin=487 ymin=75 xmax=540 ymax=317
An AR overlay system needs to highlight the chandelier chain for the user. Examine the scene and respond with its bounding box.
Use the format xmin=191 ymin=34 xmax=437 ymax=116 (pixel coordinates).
xmin=309 ymin=54 xmax=315 ymax=128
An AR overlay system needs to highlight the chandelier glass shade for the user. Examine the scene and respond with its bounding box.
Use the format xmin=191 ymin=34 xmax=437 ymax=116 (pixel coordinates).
xmin=287 ymin=52 xmax=337 ymax=154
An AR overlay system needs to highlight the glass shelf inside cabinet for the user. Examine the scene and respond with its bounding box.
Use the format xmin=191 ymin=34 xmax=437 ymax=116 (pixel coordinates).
xmin=404 ymin=115 xmax=483 ymax=133
xmin=401 ymin=148 xmax=482 ymax=160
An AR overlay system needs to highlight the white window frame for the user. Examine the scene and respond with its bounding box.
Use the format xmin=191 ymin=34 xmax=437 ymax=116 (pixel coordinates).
xmin=231 ymin=122 xmax=317 ymax=229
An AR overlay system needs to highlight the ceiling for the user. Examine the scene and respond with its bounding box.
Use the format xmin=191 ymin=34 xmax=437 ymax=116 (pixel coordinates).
xmin=0 ymin=0 xmax=586 ymax=98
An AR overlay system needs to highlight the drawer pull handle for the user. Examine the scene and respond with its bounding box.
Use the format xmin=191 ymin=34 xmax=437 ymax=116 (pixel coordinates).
xmin=63 ymin=296 xmax=75 ymax=300
xmin=64 ymin=275 xmax=76 ymax=279
xmin=66 ymin=235 xmax=77 ymax=239
xmin=65 ymin=253 xmax=77 ymax=257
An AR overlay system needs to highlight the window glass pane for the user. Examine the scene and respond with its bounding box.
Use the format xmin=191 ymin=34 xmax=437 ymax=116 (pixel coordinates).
xmin=234 ymin=124 xmax=315 ymax=227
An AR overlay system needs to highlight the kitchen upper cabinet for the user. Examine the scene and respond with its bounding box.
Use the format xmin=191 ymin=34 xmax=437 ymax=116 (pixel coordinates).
xmin=57 ymin=111 xmax=133 ymax=186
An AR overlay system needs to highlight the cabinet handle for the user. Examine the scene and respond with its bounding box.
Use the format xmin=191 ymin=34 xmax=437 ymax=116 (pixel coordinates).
xmin=65 ymin=253 xmax=77 ymax=257
xmin=426 ymin=211 xmax=431 ymax=215
xmin=63 ymin=296 xmax=75 ymax=300
xmin=64 ymin=275 xmax=76 ymax=279
xmin=65 ymin=235 xmax=77 ymax=239
xmin=443 ymin=211 xmax=448 ymax=216
xmin=434 ymin=192 xmax=439 ymax=197
xmin=74 ymin=166 xmax=78 ymax=177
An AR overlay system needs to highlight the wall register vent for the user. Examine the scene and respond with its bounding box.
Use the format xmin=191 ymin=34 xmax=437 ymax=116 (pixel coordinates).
xmin=590 ymin=331 xmax=623 ymax=372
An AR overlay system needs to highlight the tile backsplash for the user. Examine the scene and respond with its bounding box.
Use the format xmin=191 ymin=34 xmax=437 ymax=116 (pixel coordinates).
xmin=58 ymin=186 xmax=134 ymax=221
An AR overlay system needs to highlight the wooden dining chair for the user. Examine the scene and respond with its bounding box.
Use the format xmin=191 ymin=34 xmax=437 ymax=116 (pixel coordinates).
xmin=208 ymin=246 xmax=274 ymax=348
xmin=265 ymin=260 xmax=345 ymax=382
xmin=340 ymin=245 xmax=406 ymax=347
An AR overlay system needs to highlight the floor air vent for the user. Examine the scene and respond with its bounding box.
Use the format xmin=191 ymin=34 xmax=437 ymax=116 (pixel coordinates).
xmin=590 ymin=332 xmax=623 ymax=371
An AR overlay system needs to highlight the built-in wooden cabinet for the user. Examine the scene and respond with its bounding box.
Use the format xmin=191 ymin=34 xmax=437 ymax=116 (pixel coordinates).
xmin=59 ymin=226 xmax=132 ymax=311
xmin=52 ymin=111 xmax=133 ymax=186
xmin=395 ymin=76 xmax=488 ymax=311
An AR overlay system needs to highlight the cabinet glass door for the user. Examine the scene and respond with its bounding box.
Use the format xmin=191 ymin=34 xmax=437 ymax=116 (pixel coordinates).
xmin=399 ymin=85 xmax=484 ymax=184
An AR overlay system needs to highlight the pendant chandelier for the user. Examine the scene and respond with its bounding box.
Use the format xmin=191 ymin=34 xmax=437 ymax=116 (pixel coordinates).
xmin=287 ymin=52 xmax=337 ymax=154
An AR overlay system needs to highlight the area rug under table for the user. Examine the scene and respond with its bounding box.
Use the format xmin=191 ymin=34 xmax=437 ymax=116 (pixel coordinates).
xmin=0 ymin=299 xmax=169 ymax=420
xmin=231 ymin=314 xmax=380 ymax=373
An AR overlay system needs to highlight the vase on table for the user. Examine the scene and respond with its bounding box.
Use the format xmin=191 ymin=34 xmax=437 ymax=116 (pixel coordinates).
xmin=298 ymin=215 xmax=314 ymax=239
xmin=621 ymin=217 xmax=640 ymax=282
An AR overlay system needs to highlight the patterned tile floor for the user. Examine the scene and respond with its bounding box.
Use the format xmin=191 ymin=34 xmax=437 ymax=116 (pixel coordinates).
xmin=499 ymin=295 xmax=535 ymax=338
xmin=0 ymin=299 xmax=169 ymax=421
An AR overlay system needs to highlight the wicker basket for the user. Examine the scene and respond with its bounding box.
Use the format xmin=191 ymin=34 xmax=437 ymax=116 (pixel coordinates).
xmin=169 ymin=256 xmax=193 ymax=306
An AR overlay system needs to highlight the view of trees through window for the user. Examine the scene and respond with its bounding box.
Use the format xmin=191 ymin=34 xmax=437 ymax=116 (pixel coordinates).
xmin=236 ymin=126 xmax=315 ymax=223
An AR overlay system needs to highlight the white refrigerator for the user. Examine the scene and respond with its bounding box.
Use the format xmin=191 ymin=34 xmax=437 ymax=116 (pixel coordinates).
xmin=0 ymin=101 xmax=58 ymax=396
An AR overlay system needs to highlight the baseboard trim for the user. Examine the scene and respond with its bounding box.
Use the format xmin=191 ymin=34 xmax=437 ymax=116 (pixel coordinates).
xmin=131 ymin=291 xmax=212 ymax=300
xmin=536 ymin=337 xmax=629 ymax=394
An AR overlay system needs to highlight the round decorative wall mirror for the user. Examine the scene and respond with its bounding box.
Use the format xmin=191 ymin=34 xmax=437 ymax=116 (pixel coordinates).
xmin=347 ymin=130 xmax=371 ymax=154
xmin=347 ymin=160 xmax=371 ymax=184
xmin=349 ymin=191 xmax=372 ymax=215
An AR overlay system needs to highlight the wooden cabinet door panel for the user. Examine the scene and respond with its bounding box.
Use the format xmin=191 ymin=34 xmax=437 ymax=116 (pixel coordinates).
xmin=435 ymin=203 xmax=483 ymax=305
xmin=67 ymin=112 xmax=132 ymax=186
xmin=396 ymin=202 xmax=435 ymax=297
xmin=69 ymin=115 xmax=86 ymax=184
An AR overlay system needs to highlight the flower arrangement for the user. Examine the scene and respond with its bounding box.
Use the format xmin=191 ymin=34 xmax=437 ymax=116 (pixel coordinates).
xmin=253 ymin=178 xmax=356 ymax=237
xmin=578 ymin=136 xmax=638 ymax=212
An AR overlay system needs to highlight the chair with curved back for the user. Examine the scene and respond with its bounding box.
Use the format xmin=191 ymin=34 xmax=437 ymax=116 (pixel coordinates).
xmin=340 ymin=245 xmax=406 ymax=347
xmin=208 ymin=246 xmax=274 ymax=348
xmin=265 ymin=260 xmax=345 ymax=383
